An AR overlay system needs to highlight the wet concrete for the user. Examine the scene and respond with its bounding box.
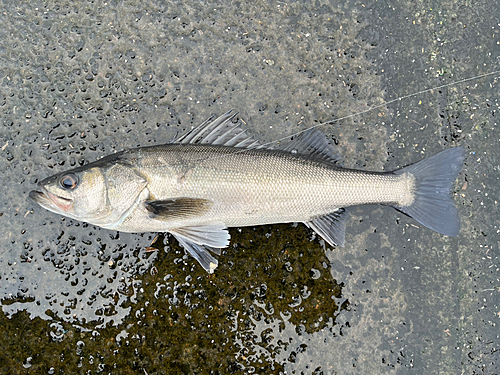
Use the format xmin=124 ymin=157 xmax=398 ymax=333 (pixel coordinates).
xmin=0 ymin=0 xmax=498 ymax=373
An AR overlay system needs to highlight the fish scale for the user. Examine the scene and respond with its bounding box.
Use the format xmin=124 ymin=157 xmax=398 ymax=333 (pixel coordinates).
xmin=144 ymin=146 xmax=406 ymax=224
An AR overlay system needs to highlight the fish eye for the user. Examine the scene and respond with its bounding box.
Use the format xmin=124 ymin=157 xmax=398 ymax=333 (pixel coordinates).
xmin=59 ymin=174 xmax=78 ymax=190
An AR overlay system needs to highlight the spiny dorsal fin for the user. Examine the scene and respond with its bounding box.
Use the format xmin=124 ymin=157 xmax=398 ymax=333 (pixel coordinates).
xmin=278 ymin=128 xmax=341 ymax=164
xmin=175 ymin=110 xmax=262 ymax=149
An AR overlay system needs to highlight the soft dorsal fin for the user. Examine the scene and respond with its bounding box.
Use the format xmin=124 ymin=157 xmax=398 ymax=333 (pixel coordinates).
xmin=278 ymin=128 xmax=341 ymax=163
xmin=175 ymin=110 xmax=262 ymax=149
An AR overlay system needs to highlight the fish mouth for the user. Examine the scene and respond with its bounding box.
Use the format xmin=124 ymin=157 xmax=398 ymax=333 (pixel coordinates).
xmin=29 ymin=189 xmax=73 ymax=213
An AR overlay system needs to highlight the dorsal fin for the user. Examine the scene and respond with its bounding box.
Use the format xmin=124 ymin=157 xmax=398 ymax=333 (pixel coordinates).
xmin=175 ymin=110 xmax=262 ymax=149
xmin=278 ymin=128 xmax=341 ymax=163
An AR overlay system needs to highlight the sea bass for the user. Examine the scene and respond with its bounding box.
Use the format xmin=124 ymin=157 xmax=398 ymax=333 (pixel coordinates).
xmin=30 ymin=111 xmax=465 ymax=273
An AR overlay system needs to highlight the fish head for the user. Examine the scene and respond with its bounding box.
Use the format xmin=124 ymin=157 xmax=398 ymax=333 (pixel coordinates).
xmin=29 ymin=165 xmax=111 ymax=223
xmin=30 ymin=155 xmax=149 ymax=228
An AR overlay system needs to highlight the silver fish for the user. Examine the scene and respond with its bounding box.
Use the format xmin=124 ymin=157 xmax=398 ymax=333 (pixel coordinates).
xmin=30 ymin=111 xmax=465 ymax=273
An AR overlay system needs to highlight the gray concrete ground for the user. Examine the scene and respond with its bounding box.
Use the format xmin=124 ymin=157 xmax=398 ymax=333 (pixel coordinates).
xmin=0 ymin=0 xmax=498 ymax=373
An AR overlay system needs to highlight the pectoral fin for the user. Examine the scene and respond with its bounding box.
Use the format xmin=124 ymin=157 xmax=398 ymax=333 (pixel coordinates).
xmin=145 ymin=198 xmax=213 ymax=221
xmin=169 ymin=222 xmax=230 ymax=273
xmin=305 ymin=208 xmax=347 ymax=247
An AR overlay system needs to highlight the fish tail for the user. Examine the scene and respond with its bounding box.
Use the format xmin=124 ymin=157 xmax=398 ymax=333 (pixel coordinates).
xmin=393 ymin=147 xmax=465 ymax=236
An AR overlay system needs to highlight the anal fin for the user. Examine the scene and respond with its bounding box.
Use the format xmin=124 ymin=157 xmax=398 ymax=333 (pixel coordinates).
xmin=305 ymin=208 xmax=347 ymax=247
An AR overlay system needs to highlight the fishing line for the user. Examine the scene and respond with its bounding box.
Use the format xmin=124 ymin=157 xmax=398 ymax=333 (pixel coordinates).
xmin=163 ymin=68 xmax=500 ymax=169
xmin=258 ymin=69 xmax=500 ymax=149
xmin=197 ymin=68 xmax=500 ymax=163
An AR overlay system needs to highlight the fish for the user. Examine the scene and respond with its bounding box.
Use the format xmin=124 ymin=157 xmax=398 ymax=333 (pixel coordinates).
xmin=30 ymin=111 xmax=466 ymax=273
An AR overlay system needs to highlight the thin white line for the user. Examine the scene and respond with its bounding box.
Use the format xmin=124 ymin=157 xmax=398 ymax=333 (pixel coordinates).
xmin=179 ymin=69 xmax=500 ymax=164
xmin=257 ymin=69 xmax=500 ymax=149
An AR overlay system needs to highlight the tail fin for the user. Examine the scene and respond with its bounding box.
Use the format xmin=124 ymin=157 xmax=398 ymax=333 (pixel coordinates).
xmin=393 ymin=147 xmax=465 ymax=236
